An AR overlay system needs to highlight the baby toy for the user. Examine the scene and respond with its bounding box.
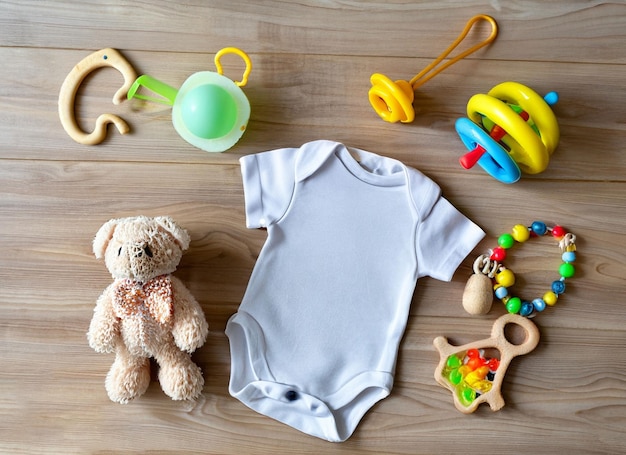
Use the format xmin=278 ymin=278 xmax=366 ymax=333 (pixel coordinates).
xmin=128 ymin=47 xmax=252 ymax=152
xmin=58 ymin=47 xmax=252 ymax=153
xmin=462 ymin=221 xmax=577 ymax=317
xmin=87 ymin=215 xmax=209 ymax=403
xmin=368 ymin=14 xmax=498 ymax=123
xmin=433 ymin=313 xmax=540 ymax=413
xmin=58 ymin=48 xmax=137 ymax=145
xmin=456 ymin=82 xmax=560 ymax=183
xmin=436 ymin=221 xmax=577 ymax=413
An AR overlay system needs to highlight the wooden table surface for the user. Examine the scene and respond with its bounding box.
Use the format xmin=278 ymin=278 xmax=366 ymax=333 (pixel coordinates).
xmin=2 ymin=1 xmax=625 ymax=453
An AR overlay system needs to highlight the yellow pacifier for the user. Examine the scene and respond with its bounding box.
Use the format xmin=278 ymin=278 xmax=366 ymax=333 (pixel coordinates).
xmin=369 ymin=15 xmax=498 ymax=123
xmin=128 ymin=47 xmax=252 ymax=152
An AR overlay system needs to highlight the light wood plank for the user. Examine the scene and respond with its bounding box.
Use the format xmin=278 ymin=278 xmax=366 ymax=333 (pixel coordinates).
xmin=1 ymin=1 xmax=625 ymax=63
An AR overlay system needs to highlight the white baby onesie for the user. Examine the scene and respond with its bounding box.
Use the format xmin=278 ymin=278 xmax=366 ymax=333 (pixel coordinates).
xmin=226 ymin=140 xmax=485 ymax=442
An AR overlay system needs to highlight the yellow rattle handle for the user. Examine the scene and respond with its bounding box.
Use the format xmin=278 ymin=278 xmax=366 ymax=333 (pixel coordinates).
xmin=58 ymin=48 xmax=137 ymax=145
xmin=214 ymin=47 xmax=252 ymax=87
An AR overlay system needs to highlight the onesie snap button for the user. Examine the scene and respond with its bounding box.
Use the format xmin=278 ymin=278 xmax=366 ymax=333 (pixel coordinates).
xmin=285 ymin=390 xmax=299 ymax=401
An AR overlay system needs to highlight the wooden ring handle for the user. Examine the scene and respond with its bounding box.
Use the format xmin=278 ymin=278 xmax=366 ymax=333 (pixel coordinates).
xmin=58 ymin=48 xmax=137 ymax=145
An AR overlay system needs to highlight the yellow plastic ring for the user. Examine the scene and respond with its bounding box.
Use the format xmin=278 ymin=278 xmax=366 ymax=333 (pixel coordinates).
xmin=368 ymin=73 xmax=415 ymax=123
xmin=214 ymin=47 xmax=252 ymax=87
xmin=487 ymin=82 xmax=559 ymax=155
xmin=467 ymin=94 xmax=549 ymax=174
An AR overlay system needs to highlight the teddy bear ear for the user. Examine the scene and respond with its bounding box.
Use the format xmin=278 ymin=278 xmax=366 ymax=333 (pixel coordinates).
xmin=155 ymin=216 xmax=191 ymax=250
xmin=93 ymin=219 xmax=119 ymax=259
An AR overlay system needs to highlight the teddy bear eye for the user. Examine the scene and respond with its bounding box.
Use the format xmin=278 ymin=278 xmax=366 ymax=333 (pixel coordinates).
xmin=144 ymin=245 xmax=153 ymax=258
xmin=118 ymin=246 xmax=122 ymax=256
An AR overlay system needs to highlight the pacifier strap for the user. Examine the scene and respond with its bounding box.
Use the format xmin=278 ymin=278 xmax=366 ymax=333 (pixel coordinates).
xmin=410 ymin=14 xmax=498 ymax=90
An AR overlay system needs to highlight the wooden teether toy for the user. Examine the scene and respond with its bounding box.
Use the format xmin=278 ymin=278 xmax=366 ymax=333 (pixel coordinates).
xmin=434 ymin=313 xmax=540 ymax=413
xmin=59 ymin=48 xmax=137 ymax=145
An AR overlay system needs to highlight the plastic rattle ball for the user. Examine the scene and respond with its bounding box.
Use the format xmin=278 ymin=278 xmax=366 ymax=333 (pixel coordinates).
xmin=181 ymin=84 xmax=237 ymax=139
xmin=456 ymin=82 xmax=560 ymax=184
xmin=447 ymin=354 xmax=463 ymax=369
xmin=449 ymin=369 xmax=463 ymax=385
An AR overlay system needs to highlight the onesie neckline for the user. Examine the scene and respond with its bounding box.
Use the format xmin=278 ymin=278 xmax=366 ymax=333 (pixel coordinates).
xmin=335 ymin=145 xmax=406 ymax=187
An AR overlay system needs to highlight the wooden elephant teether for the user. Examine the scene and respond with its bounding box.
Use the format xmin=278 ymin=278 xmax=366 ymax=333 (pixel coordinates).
xmin=433 ymin=313 xmax=540 ymax=413
xmin=58 ymin=48 xmax=137 ymax=145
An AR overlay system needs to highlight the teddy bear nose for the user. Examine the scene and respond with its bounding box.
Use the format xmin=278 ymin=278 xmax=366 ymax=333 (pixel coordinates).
xmin=131 ymin=243 xmax=153 ymax=258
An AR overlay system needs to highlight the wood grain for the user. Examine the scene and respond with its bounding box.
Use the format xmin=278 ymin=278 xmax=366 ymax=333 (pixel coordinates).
xmin=1 ymin=1 xmax=625 ymax=453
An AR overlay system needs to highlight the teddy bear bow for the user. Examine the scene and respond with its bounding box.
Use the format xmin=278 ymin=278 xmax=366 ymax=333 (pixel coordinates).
xmin=113 ymin=275 xmax=174 ymax=325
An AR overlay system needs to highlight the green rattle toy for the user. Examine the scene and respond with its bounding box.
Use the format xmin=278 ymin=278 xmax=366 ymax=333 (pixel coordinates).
xmin=128 ymin=47 xmax=252 ymax=153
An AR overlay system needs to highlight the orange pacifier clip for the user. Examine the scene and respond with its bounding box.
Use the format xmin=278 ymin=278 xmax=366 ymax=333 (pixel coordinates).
xmin=368 ymin=14 xmax=498 ymax=123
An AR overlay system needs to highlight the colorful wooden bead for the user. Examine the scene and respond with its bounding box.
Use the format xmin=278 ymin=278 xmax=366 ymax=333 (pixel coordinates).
xmin=559 ymin=262 xmax=576 ymax=278
xmin=491 ymin=246 xmax=506 ymax=261
xmin=562 ymin=251 xmax=576 ymax=263
xmin=498 ymin=233 xmax=515 ymax=249
xmin=532 ymin=298 xmax=546 ymax=312
xmin=495 ymin=286 xmax=508 ymax=299
xmin=495 ymin=269 xmax=515 ymax=287
xmin=543 ymin=291 xmax=558 ymax=306
xmin=551 ymin=225 xmax=566 ymax=238
xmin=552 ymin=280 xmax=566 ymax=294
xmin=506 ymin=296 xmax=522 ymax=314
xmin=511 ymin=224 xmax=530 ymax=242
xmin=531 ymin=221 xmax=547 ymax=235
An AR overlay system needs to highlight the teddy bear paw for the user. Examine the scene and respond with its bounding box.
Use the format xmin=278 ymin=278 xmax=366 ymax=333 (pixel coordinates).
xmin=159 ymin=361 xmax=204 ymax=401
xmin=105 ymin=359 xmax=151 ymax=404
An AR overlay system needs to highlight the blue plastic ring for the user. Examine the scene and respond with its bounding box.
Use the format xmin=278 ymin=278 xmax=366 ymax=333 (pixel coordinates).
xmin=455 ymin=117 xmax=521 ymax=184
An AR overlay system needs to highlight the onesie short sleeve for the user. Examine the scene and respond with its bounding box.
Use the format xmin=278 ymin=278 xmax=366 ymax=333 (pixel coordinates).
xmin=407 ymin=169 xmax=485 ymax=281
xmin=239 ymin=148 xmax=298 ymax=229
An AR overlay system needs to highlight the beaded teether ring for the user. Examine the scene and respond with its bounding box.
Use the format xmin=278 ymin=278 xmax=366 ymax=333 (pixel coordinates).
xmin=462 ymin=221 xmax=577 ymax=317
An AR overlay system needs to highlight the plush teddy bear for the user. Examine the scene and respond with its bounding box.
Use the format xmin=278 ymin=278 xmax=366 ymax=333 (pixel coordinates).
xmin=87 ymin=215 xmax=209 ymax=403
